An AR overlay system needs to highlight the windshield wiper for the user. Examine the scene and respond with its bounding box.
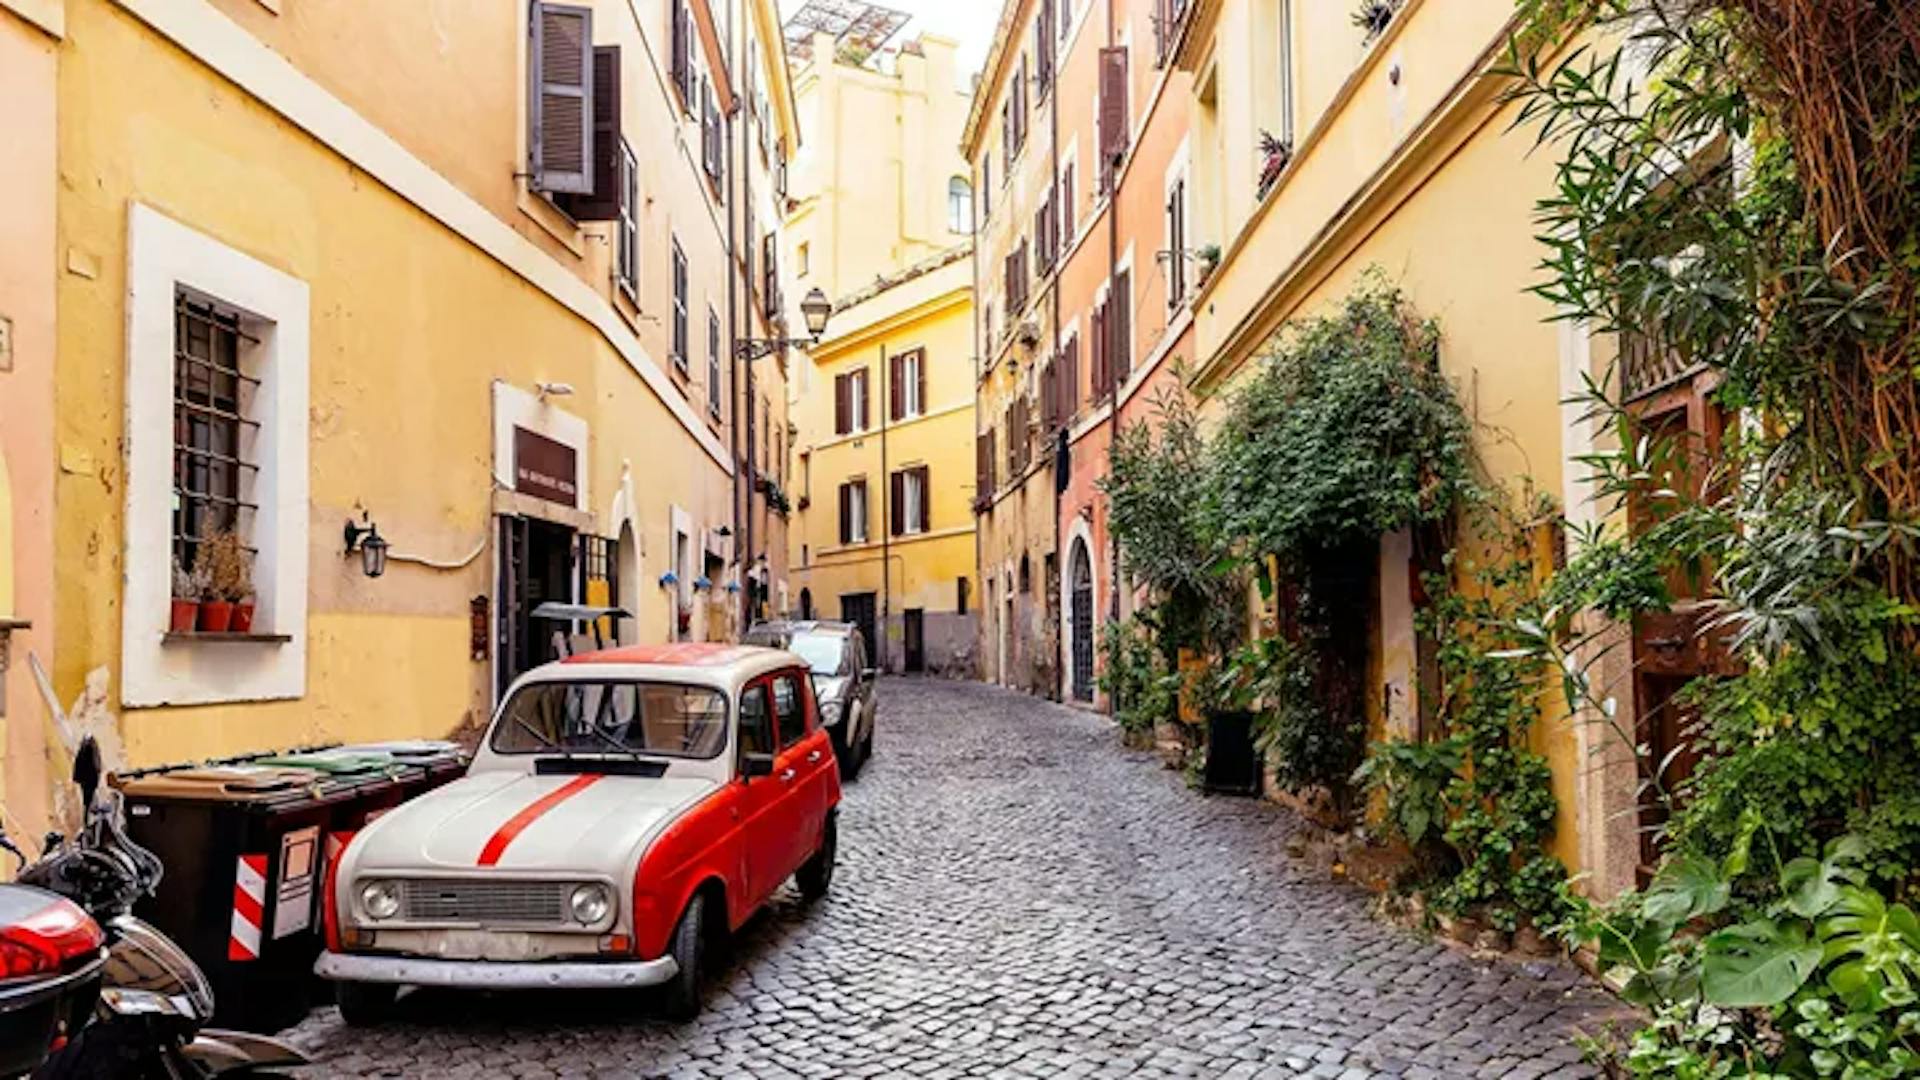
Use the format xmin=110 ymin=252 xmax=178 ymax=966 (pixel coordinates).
xmin=513 ymin=716 xmax=574 ymax=759
xmin=583 ymin=723 xmax=649 ymax=765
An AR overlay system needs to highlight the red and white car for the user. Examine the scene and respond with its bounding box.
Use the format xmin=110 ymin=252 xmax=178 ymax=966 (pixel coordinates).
xmin=315 ymin=644 xmax=840 ymax=1022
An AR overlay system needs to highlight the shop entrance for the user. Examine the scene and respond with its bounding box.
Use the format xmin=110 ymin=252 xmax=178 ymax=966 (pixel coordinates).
xmin=497 ymin=516 xmax=578 ymax=700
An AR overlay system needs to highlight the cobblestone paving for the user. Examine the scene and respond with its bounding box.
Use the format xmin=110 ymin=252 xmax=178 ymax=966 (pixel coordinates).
xmin=286 ymin=678 xmax=1627 ymax=1078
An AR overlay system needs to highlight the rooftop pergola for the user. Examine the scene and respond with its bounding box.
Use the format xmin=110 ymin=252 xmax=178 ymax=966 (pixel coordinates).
xmin=782 ymin=0 xmax=910 ymax=63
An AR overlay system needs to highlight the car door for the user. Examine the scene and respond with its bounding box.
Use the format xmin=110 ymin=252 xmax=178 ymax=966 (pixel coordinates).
xmin=769 ymin=668 xmax=833 ymax=875
xmin=734 ymin=678 xmax=789 ymax=908
xmin=849 ymin=631 xmax=874 ymax=738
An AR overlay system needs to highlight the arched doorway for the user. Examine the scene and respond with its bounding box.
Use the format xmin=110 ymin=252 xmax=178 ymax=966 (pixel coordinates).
xmin=615 ymin=521 xmax=639 ymax=645
xmin=799 ymin=587 xmax=814 ymax=620
xmin=1069 ymin=539 xmax=1094 ymax=702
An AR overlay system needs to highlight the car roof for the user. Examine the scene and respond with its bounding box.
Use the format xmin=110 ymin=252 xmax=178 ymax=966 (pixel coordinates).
xmin=750 ymin=620 xmax=855 ymax=636
xmin=530 ymin=643 xmax=799 ymax=686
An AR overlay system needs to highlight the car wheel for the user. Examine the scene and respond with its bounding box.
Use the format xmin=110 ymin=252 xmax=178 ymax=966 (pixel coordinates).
xmin=335 ymin=981 xmax=397 ymax=1027
xmin=659 ymin=893 xmax=708 ymax=1021
xmin=834 ymin=722 xmax=861 ymax=781
xmin=797 ymin=814 xmax=837 ymax=902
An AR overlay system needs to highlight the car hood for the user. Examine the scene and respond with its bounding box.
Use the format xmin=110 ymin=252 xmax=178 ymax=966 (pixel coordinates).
xmin=348 ymin=769 xmax=717 ymax=878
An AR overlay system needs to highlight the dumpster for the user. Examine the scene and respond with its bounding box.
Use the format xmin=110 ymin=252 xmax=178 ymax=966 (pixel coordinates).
xmin=255 ymin=740 xmax=467 ymax=835
xmin=114 ymin=762 xmax=400 ymax=1032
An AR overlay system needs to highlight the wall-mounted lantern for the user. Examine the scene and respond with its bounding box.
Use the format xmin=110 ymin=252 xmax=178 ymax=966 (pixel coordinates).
xmin=344 ymin=514 xmax=390 ymax=578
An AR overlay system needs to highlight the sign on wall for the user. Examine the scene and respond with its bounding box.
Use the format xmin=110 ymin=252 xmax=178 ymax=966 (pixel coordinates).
xmin=513 ymin=426 xmax=579 ymax=506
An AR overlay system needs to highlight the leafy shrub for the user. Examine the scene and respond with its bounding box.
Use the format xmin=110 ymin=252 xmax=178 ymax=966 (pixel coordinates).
xmin=1098 ymin=615 xmax=1177 ymax=736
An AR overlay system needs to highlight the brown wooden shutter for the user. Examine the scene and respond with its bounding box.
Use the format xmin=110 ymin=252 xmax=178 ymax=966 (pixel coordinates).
xmin=838 ymin=482 xmax=851 ymax=544
xmin=858 ymin=367 xmax=871 ymax=430
xmin=916 ymin=350 xmax=928 ymax=414
xmin=986 ymin=429 xmax=998 ymax=491
xmin=1042 ymin=360 xmax=1058 ymax=428
xmin=890 ymin=471 xmax=906 ymax=536
xmin=1113 ymin=268 xmax=1132 ymax=384
xmin=1061 ymin=335 xmax=1079 ymax=418
xmin=834 ymin=373 xmax=849 ymax=435
xmin=1098 ymin=46 xmax=1129 ymax=182
xmin=1091 ymin=303 xmax=1109 ymax=397
xmin=889 ymin=354 xmax=904 ymax=421
xmin=530 ymin=3 xmax=595 ymax=196
xmin=562 ymin=46 xmax=622 ymax=220
xmin=670 ymin=2 xmax=691 ymax=104
xmin=976 ymin=432 xmax=990 ymax=499
xmin=915 ymin=466 xmax=931 ymax=532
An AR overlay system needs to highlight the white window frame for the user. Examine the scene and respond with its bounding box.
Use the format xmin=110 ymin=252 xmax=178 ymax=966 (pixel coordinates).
xmin=671 ymin=238 xmax=689 ymax=373
xmin=903 ymin=467 xmax=927 ymax=536
xmin=122 ymin=203 xmax=310 ymax=707
xmin=851 ymin=368 xmax=870 ymax=431
xmin=1275 ymin=0 xmax=1296 ymax=149
xmin=1164 ymin=141 xmax=1192 ymax=310
xmin=948 ymin=176 xmax=974 ymax=235
xmin=849 ymin=479 xmax=869 ymax=544
xmin=901 ymin=351 xmax=924 ymax=418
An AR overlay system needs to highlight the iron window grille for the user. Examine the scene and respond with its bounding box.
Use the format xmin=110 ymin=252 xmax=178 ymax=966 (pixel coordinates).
xmin=172 ymin=291 xmax=260 ymax=574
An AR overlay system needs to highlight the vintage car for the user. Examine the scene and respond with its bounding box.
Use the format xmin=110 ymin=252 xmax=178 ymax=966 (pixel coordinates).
xmin=315 ymin=644 xmax=841 ymax=1023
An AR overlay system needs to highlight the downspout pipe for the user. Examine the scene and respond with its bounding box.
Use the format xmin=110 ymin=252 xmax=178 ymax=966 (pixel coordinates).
xmin=878 ymin=343 xmax=891 ymax=673
xmin=1103 ymin=0 xmax=1122 ymax=707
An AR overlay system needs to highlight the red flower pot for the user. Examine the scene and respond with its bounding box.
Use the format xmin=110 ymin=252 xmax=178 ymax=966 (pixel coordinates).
xmin=230 ymin=602 xmax=255 ymax=634
xmin=199 ymin=600 xmax=234 ymax=633
xmin=170 ymin=599 xmax=200 ymax=633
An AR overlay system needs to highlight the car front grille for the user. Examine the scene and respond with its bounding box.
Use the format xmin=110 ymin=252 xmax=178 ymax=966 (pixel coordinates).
xmin=399 ymin=879 xmax=572 ymax=926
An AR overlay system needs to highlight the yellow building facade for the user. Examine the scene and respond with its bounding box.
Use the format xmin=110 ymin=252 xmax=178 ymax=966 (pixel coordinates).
xmin=1175 ymin=0 xmax=1638 ymax=895
xmin=3 ymin=0 xmax=805 ymax=835
xmin=782 ymin=28 xmax=978 ymax=674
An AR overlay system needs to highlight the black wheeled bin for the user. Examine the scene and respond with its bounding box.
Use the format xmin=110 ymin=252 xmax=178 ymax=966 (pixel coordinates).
xmin=114 ymin=762 xmax=393 ymax=1032
xmin=255 ymin=740 xmax=467 ymax=833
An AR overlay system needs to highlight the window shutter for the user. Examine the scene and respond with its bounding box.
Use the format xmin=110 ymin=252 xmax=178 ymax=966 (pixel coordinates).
xmin=915 ymin=350 xmax=927 ymax=414
xmin=986 ymin=428 xmax=998 ymax=491
xmin=890 ymin=471 xmax=906 ymax=536
xmin=838 ymin=482 xmax=852 ymax=544
xmin=562 ymin=46 xmax=623 ymax=220
xmin=835 ymin=373 xmax=849 ymax=435
xmin=1042 ymin=361 xmax=1058 ymax=428
xmin=1061 ymin=335 xmax=1079 ymax=418
xmin=670 ymin=2 xmax=691 ymax=105
xmin=858 ymin=368 xmax=870 ymax=430
xmin=1098 ymin=46 xmax=1129 ymax=180
xmin=529 ymin=3 xmax=595 ymax=196
xmin=1113 ymin=269 xmax=1132 ymax=385
xmin=1091 ymin=303 xmax=1109 ymax=397
xmin=890 ymin=354 xmax=904 ymax=421
xmin=976 ymin=432 xmax=989 ymax=499
xmin=915 ymin=466 xmax=931 ymax=532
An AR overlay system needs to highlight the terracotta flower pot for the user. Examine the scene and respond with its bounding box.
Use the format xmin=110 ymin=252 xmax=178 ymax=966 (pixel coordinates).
xmin=199 ymin=599 xmax=234 ymax=633
xmin=230 ymin=602 xmax=255 ymax=634
xmin=169 ymin=599 xmax=200 ymax=633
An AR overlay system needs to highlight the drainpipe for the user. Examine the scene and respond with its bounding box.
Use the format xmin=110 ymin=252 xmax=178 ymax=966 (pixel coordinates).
xmin=727 ymin=59 xmax=747 ymax=638
xmin=1103 ymin=0 xmax=1122 ymax=677
xmin=877 ymin=342 xmax=891 ymax=673
xmin=1048 ymin=8 xmax=1064 ymax=705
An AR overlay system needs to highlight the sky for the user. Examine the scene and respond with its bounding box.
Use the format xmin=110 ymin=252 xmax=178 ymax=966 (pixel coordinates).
xmin=777 ymin=0 xmax=999 ymax=83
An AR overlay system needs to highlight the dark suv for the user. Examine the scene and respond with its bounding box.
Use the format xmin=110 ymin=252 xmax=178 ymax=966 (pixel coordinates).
xmin=743 ymin=621 xmax=876 ymax=778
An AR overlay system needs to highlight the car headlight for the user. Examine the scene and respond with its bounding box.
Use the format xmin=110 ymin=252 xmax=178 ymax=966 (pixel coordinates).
xmin=359 ymin=879 xmax=400 ymax=921
xmin=570 ymin=883 xmax=611 ymax=925
xmin=820 ymin=699 xmax=844 ymax=727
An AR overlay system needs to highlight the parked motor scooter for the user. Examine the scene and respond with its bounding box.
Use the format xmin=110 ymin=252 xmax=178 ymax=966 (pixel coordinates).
xmin=0 ymin=877 xmax=106 ymax=1078
xmin=15 ymin=737 xmax=308 ymax=1078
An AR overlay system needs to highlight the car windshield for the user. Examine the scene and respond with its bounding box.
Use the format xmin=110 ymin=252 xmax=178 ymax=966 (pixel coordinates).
xmin=491 ymin=680 xmax=729 ymax=759
xmin=787 ymin=634 xmax=846 ymax=675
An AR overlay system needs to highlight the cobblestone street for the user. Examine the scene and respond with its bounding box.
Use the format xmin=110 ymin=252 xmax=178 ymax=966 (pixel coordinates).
xmin=286 ymin=678 xmax=1625 ymax=1078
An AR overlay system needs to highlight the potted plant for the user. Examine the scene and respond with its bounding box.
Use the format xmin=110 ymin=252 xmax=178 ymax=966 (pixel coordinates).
xmin=170 ymin=558 xmax=204 ymax=633
xmin=229 ymin=549 xmax=256 ymax=633
xmin=1257 ymin=131 xmax=1293 ymax=198
xmin=1352 ymin=0 xmax=1395 ymax=40
xmin=193 ymin=530 xmax=250 ymax=634
xmin=1195 ymin=243 xmax=1222 ymax=286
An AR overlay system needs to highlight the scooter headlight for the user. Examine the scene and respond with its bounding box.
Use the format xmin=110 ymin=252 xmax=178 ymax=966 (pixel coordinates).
xmin=359 ymin=879 xmax=400 ymax=921
xmin=570 ymin=883 xmax=612 ymax=925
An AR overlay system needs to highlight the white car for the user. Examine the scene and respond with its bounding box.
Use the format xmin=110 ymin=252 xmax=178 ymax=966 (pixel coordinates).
xmin=315 ymin=643 xmax=841 ymax=1022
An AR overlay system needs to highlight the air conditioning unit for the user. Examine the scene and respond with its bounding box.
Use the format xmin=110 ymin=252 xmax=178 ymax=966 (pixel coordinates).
xmin=1016 ymin=319 xmax=1041 ymax=347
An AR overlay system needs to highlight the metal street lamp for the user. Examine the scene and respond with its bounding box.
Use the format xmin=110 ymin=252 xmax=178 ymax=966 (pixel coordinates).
xmin=735 ymin=287 xmax=833 ymax=361
xmin=344 ymin=516 xmax=390 ymax=578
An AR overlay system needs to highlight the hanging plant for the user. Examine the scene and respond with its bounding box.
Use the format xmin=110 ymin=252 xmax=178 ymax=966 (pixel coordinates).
xmin=1352 ymin=0 xmax=1396 ymax=41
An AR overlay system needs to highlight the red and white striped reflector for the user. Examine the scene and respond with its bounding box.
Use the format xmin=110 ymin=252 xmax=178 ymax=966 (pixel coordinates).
xmin=228 ymin=853 xmax=267 ymax=961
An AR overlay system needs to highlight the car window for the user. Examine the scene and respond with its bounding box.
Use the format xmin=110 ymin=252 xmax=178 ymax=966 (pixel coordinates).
xmin=786 ymin=633 xmax=844 ymax=675
xmin=738 ymin=683 xmax=773 ymax=757
xmin=491 ymin=681 xmax=728 ymax=759
xmin=772 ymin=672 xmax=807 ymax=747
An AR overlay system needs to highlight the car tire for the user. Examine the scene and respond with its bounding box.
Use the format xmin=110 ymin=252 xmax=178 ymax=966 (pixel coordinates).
xmin=835 ymin=722 xmax=861 ymax=781
xmin=859 ymin=715 xmax=875 ymax=766
xmin=797 ymin=813 xmax=837 ymax=902
xmin=659 ymin=893 xmax=707 ymax=1021
xmin=335 ymin=981 xmax=397 ymax=1027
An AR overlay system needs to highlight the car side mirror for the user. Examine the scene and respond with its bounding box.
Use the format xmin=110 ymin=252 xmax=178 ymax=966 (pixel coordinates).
xmin=740 ymin=752 xmax=775 ymax=780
